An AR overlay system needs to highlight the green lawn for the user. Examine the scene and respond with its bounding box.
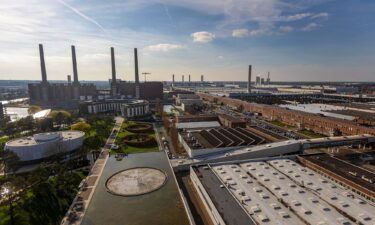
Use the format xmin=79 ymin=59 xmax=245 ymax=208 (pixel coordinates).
xmin=269 ymin=120 xmax=295 ymax=129
xmin=298 ymin=129 xmax=327 ymax=138
xmin=114 ymin=121 xmax=159 ymax=154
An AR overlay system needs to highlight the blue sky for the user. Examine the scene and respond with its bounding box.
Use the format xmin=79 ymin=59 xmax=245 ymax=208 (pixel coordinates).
xmin=0 ymin=0 xmax=374 ymax=81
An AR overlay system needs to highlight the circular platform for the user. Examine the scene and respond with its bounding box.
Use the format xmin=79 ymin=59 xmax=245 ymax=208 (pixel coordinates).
xmin=105 ymin=167 xmax=167 ymax=196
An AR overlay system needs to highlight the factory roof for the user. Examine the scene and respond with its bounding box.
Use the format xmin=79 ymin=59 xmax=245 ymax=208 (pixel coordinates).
xmin=300 ymin=153 xmax=375 ymax=194
xmin=193 ymin=156 xmax=375 ymax=225
xmin=176 ymin=121 xmax=221 ymax=129
xmin=268 ymin=158 xmax=374 ymax=224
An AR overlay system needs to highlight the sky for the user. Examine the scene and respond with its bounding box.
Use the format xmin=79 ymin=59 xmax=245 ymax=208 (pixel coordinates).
xmin=0 ymin=0 xmax=374 ymax=82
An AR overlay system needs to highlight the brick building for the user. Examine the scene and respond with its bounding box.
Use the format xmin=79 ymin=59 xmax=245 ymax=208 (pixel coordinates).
xmin=198 ymin=92 xmax=375 ymax=136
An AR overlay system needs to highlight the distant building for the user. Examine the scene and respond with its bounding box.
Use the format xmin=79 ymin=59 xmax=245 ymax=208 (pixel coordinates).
xmin=79 ymin=99 xmax=150 ymax=118
xmin=28 ymin=45 xmax=163 ymax=109
xmin=256 ymin=76 xmax=261 ymax=86
xmin=121 ymin=100 xmax=150 ymax=118
xmin=218 ymin=114 xmax=246 ymax=128
xmin=28 ymin=44 xmax=96 ymax=108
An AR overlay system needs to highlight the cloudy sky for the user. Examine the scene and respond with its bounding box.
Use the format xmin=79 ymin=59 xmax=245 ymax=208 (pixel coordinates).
xmin=0 ymin=0 xmax=374 ymax=81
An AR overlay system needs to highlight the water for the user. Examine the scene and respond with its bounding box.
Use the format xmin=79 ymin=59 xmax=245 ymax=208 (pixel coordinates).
xmin=5 ymin=107 xmax=29 ymax=121
xmin=81 ymin=151 xmax=189 ymax=225
xmin=1 ymin=97 xmax=28 ymax=105
xmin=2 ymin=98 xmax=29 ymax=121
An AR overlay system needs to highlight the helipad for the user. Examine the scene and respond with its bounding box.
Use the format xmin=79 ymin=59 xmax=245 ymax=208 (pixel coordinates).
xmin=106 ymin=167 xmax=167 ymax=196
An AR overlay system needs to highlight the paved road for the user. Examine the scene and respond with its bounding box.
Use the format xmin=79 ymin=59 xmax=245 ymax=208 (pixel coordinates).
xmin=61 ymin=116 xmax=124 ymax=225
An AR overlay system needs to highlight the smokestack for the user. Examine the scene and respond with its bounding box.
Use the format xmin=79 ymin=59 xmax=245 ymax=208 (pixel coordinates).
xmin=201 ymin=75 xmax=204 ymax=83
xmin=71 ymin=45 xmax=79 ymax=84
xmin=267 ymin=72 xmax=270 ymax=79
xmin=182 ymin=75 xmax=184 ymax=83
xmin=172 ymin=74 xmax=175 ymax=86
xmin=134 ymin=48 xmax=139 ymax=84
xmin=189 ymin=74 xmax=191 ymax=83
xmin=39 ymin=44 xmax=47 ymax=83
xmin=247 ymin=65 xmax=252 ymax=93
xmin=111 ymin=47 xmax=116 ymax=84
xmin=67 ymin=75 xmax=71 ymax=84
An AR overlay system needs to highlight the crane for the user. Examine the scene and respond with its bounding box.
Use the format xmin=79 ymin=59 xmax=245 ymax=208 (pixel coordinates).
xmin=142 ymin=72 xmax=151 ymax=82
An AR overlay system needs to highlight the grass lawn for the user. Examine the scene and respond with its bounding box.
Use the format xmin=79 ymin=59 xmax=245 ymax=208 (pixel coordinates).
xmin=298 ymin=129 xmax=327 ymax=138
xmin=114 ymin=121 xmax=159 ymax=154
xmin=269 ymin=120 xmax=295 ymax=129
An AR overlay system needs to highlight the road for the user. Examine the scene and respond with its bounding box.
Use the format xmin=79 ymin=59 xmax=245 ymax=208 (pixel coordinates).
xmin=61 ymin=116 xmax=124 ymax=225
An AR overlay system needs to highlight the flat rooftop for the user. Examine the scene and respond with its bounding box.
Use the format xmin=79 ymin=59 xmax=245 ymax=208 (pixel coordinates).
xmin=6 ymin=131 xmax=84 ymax=147
xmin=301 ymin=153 xmax=375 ymax=194
xmin=192 ymin=156 xmax=375 ymax=225
xmin=182 ymin=127 xmax=266 ymax=150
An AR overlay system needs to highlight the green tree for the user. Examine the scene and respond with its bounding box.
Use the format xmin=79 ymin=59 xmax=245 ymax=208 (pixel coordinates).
xmin=71 ymin=121 xmax=91 ymax=134
xmin=27 ymin=105 xmax=42 ymax=115
xmin=49 ymin=110 xmax=72 ymax=126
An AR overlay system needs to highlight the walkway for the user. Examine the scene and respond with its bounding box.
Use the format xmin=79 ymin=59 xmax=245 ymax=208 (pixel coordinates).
xmin=61 ymin=116 xmax=124 ymax=225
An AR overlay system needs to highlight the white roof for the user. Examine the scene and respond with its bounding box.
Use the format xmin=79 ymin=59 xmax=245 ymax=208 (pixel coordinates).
xmin=33 ymin=109 xmax=51 ymax=119
xmin=176 ymin=121 xmax=221 ymax=129
xmin=212 ymin=164 xmax=304 ymax=225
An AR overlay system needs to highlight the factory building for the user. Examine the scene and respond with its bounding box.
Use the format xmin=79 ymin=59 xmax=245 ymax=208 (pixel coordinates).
xmin=28 ymin=45 xmax=163 ymax=108
xmin=109 ymin=47 xmax=163 ymax=101
xmin=5 ymin=131 xmax=84 ymax=163
xmin=198 ymin=92 xmax=375 ymax=136
xmin=299 ymin=153 xmax=375 ymax=201
xmin=190 ymin=156 xmax=375 ymax=225
xmin=28 ymin=44 xmax=96 ymax=108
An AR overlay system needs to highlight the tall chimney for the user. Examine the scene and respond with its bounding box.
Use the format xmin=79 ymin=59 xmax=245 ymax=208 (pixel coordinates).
xmin=182 ymin=75 xmax=184 ymax=83
xmin=39 ymin=44 xmax=47 ymax=83
xmin=134 ymin=48 xmax=139 ymax=84
xmin=111 ymin=47 xmax=116 ymax=83
xmin=189 ymin=74 xmax=191 ymax=83
xmin=247 ymin=65 xmax=252 ymax=93
xmin=172 ymin=74 xmax=175 ymax=86
xmin=201 ymin=75 xmax=204 ymax=83
xmin=71 ymin=45 xmax=79 ymax=84
xmin=67 ymin=75 xmax=71 ymax=84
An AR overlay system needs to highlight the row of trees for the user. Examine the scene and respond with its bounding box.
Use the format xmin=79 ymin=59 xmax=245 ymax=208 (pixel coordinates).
xmin=0 ymin=161 xmax=86 ymax=225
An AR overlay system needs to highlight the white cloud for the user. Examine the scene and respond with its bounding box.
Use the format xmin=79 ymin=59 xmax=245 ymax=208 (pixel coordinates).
xmin=232 ymin=28 xmax=268 ymax=38
xmin=232 ymin=29 xmax=249 ymax=38
xmin=146 ymin=43 xmax=185 ymax=52
xmin=278 ymin=13 xmax=312 ymax=22
xmin=301 ymin=22 xmax=320 ymax=31
xmin=191 ymin=31 xmax=215 ymax=43
xmin=279 ymin=26 xmax=293 ymax=33
xmin=311 ymin=12 xmax=329 ymax=19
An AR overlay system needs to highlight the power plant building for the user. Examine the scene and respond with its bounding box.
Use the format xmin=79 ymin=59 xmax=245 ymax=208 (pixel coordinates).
xmin=28 ymin=45 xmax=163 ymax=109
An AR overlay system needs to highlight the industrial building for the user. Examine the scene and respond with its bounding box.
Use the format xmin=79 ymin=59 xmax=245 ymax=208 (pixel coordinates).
xmin=179 ymin=127 xmax=267 ymax=157
xmin=5 ymin=131 xmax=84 ymax=163
xmin=299 ymin=153 xmax=375 ymax=201
xmin=198 ymin=92 xmax=375 ymax=136
xmin=190 ymin=156 xmax=375 ymax=225
xmin=28 ymin=45 xmax=96 ymax=107
xmin=28 ymin=45 xmax=163 ymax=109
